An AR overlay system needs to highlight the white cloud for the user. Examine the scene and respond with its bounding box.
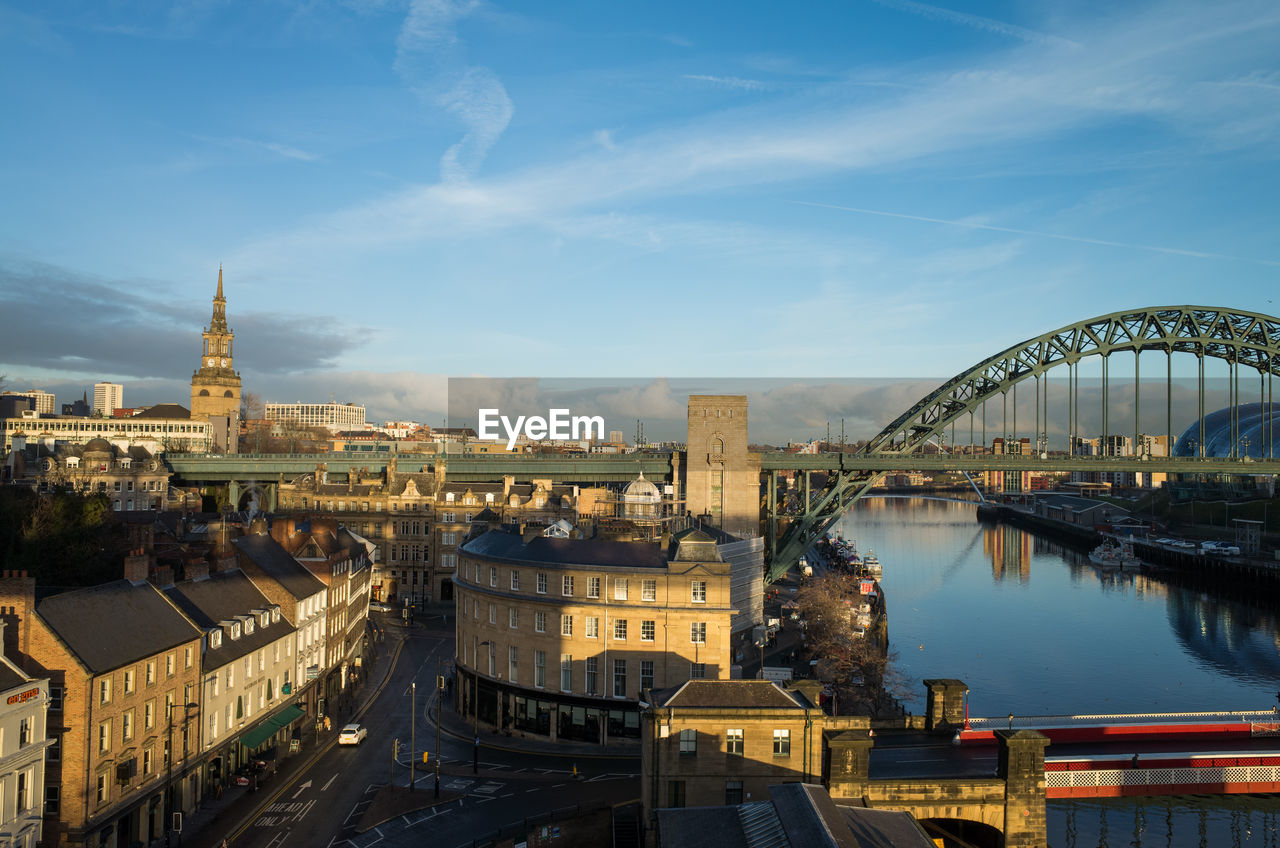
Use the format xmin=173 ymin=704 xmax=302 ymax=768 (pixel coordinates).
xmin=869 ymin=0 xmax=1080 ymax=48
xmin=683 ymin=74 xmax=773 ymax=92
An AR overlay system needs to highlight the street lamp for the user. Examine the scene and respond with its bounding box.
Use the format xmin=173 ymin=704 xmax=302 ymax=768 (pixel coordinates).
xmin=165 ymin=701 xmax=199 ymax=848
xmin=474 ymin=641 xmax=491 ymax=774
xmin=410 ymin=681 xmax=416 ymax=791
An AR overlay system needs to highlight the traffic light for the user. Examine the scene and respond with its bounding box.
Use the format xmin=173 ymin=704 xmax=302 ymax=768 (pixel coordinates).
xmin=422 ymin=751 xmax=429 ymax=764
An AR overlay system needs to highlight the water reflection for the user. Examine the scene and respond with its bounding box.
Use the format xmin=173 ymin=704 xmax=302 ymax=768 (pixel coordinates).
xmin=984 ymin=523 xmax=1030 ymax=582
xmin=1167 ymin=590 xmax=1280 ymax=682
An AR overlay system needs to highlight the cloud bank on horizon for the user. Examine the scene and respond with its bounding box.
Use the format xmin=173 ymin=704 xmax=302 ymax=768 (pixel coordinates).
xmin=1 ymin=0 xmax=1278 ymax=434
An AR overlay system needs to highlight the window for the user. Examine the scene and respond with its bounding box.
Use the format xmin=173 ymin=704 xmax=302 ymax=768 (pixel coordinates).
xmin=560 ymin=654 xmax=572 ymax=691
xmin=613 ymin=619 xmax=627 ymax=641
xmin=587 ymin=576 xmax=600 ymax=598
xmin=536 ymin=573 xmax=548 ymax=594
xmin=691 ymin=580 xmax=707 ymax=603
xmin=641 ymin=620 xmax=655 ymax=642
xmin=45 ymin=785 xmax=59 ymax=816
xmin=143 ymin=747 xmax=154 ymax=776
xmin=679 ymin=728 xmax=697 ymax=755
xmin=96 ymin=773 xmax=108 ymax=805
xmin=19 ymin=718 xmax=30 ymax=746
xmin=534 ymin=651 xmax=546 ymax=688
xmin=641 ymin=660 xmax=654 ymax=691
xmin=489 ymin=604 xmax=496 ymax=624
xmin=726 ymin=728 xmax=743 ymax=755
xmin=99 ymin=678 xmax=111 ymax=705
xmin=668 ymin=781 xmax=685 ymax=808
xmin=690 ymin=663 xmax=707 ymax=679
xmin=613 ymin=659 xmax=627 ymax=697
xmin=613 ymin=579 xmax=628 ymax=601
xmin=167 ymin=652 xmax=176 ymax=677
xmin=489 ymin=567 xmax=497 ymax=587
xmin=122 ymin=709 xmax=134 ymax=741
xmin=725 ymin=780 xmax=744 ymax=805
xmin=642 ymin=579 xmax=656 ymax=602
xmin=509 ymin=647 xmax=519 ymax=682
xmin=586 ymin=657 xmax=599 ymax=694
xmin=49 ymin=686 xmax=63 ymax=711
xmin=99 ymin=720 xmax=111 ymax=753
xmin=773 ymin=729 xmax=791 ymax=756
xmin=48 ymin=736 xmax=60 ymax=762
xmin=510 ymin=571 xmax=520 ymax=591
xmin=487 ymin=645 xmax=496 ymax=676
xmin=562 ymin=575 xmax=574 ymax=596
xmin=690 ymin=622 xmax=706 ymax=644
xmin=535 ymin=611 xmax=546 ymax=633
xmin=585 ymin=616 xmax=599 ymax=638
xmin=124 ymin=668 xmax=135 ymax=694
xmin=561 ymin=615 xmax=573 ymax=636
xmin=509 ymin=608 xmax=519 ymax=629
xmin=146 ymin=661 xmax=155 ymax=686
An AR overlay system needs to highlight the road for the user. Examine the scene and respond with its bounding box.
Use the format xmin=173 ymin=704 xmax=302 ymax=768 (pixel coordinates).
xmin=226 ymin=617 xmax=640 ymax=848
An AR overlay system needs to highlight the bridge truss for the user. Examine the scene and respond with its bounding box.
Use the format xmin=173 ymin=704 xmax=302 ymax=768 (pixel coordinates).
xmin=767 ymin=306 xmax=1280 ymax=580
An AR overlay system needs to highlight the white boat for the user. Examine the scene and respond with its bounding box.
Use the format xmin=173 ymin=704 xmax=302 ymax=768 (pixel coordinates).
xmin=1088 ymin=540 xmax=1141 ymax=570
xmin=862 ymin=551 xmax=882 ymax=577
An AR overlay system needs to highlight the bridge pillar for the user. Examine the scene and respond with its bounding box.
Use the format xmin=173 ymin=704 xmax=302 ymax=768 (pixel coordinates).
xmin=825 ymin=720 xmax=874 ymax=800
xmin=227 ymin=479 xmax=241 ymax=510
xmin=922 ymin=678 xmax=968 ymax=732
xmin=995 ymin=729 xmax=1049 ymax=848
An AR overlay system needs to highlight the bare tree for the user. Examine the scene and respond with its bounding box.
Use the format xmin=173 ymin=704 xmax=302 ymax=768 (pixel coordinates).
xmin=795 ymin=572 xmax=906 ymax=717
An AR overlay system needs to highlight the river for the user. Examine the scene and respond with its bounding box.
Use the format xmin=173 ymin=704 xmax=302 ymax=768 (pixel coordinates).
xmin=835 ymin=497 xmax=1280 ymax=848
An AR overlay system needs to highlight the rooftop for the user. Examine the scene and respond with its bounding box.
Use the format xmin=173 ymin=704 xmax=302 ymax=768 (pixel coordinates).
xmin=461 ymin=528 xmax=665 ymax=570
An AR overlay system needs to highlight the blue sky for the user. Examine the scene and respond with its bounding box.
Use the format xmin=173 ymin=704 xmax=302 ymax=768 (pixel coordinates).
xmin=2 ymin=0 xmax=1279 ymax=432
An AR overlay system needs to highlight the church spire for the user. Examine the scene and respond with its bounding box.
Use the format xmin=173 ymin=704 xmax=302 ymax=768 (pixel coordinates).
xmin=210 ymin=266 xmax=228 ymax=334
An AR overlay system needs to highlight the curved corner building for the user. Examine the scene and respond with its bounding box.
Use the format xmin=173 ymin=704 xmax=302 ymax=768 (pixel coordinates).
xmin=454 ymin=526 xmax=736 ymax=745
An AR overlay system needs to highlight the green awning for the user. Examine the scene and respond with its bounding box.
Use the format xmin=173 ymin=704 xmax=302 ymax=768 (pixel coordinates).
xmin=239 ymin=704 xmax=306 ymax=750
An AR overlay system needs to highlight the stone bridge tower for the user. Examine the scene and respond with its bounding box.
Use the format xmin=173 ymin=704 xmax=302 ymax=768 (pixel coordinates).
xmin=684 ymin=395 xmax=761 ymax=538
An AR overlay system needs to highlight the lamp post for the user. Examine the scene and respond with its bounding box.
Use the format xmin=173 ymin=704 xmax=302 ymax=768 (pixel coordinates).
xmin=410 ymin=681 xmax=416 ymax=791
xmin=474 ymin=641 xmax=490 ymax=774
xmin=165 ymin=701 xmax=199 ymax=848
xmin=435 ymin=660 xmax=443 ymax=798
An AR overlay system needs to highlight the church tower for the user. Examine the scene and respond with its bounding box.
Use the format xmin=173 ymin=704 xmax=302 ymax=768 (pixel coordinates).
xmin=190 ymin=267 xmax=242 ymax=452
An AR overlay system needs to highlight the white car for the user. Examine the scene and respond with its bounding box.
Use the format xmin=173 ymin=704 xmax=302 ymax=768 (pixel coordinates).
xmin=338 ymin=724 xmax=367 ymax=745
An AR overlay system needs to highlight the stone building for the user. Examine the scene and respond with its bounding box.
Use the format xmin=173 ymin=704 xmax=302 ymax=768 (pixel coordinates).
xmin=272 ymin=520 xmax=373 ymax=712
xmin=0 ymin=638 xmax=51 ymax=848
xmin=0 ymin=571 xmax=205 ymax=848
xmin=231 ymin=532 xmax=329 ymax=721
xmin=273 ymin=460 xmax=582 ymax=606
xmin=1 ymin=437 xmax=170 ymax=511
xmin=641 ymin=679 xmax=840 ymax=816
xmin=454 ymin=526 xmax=736 ymax=746
xmin=189 ymin=269 xmax=241 ymax=453
xmin=163 ymin=571 xmax=301 ymax=787
xmin=0 ymin=410 xmax=212 ymax=455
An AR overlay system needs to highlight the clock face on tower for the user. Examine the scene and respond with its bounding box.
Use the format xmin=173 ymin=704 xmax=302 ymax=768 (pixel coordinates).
xmin=220 ymin=358 xmax=227 ymax=367
xmin=207 ymin=357 xmax=215 ymax=367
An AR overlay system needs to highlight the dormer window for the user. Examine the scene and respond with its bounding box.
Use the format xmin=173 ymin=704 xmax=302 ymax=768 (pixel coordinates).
xmin=119 ymin=458 xmax=131 ymax=468
xmin=485 ymin=493 xmax=494 ymax=503
xmin=243 ymin=617 xmax=254 ymax=635
xmin=259 ymin=613 xmax=269 ymax=628
xmin=209 ymin=630 xmax=222 ymax=650
xmin=230 ymin=622 xmax=242 ymax=640
xmin=271 ymin=607 xmax=281 ymax=623
xmin=445 ymin=492 xmax=455 ymax=502
xmin=67 ymin=457 xmax=80 ymax=468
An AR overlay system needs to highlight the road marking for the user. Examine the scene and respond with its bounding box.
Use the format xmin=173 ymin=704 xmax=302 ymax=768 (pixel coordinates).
xmin=445 ymin=779 xmax=475 ymax=791
xmin=265 ymin=833 xmax=289 ymax=848
xmin=256 ymin=815 xmax=285 ymax=827
xmin=322 ymin=773 xmax=339 ymax=791
xmin=294 ymin=799 xmax=316 ymax=821
xmin=293 ymin=779 xmax=313 ymax=798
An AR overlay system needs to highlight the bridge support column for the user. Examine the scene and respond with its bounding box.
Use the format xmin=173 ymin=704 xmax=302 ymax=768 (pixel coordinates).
xmin=922 ymin=678 xmax=968 ymax=733
xmin=266 ymin=483 xmax=277 ymax=513
xmin=227 ymin=479 xmax=241 ymax=510
xmin=824 ymin=719 xmax=873 ymax=800
xmin=995 ymin=729 xmax=1049 ymax=848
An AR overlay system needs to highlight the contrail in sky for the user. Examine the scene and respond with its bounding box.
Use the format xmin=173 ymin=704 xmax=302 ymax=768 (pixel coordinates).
xmin=793 ymin=200 xmax=1280 ymax=267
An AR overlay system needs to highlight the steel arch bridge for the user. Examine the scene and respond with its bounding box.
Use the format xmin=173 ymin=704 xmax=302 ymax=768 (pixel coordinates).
xmin=768 ymin=306 xmax=1280 ymax=579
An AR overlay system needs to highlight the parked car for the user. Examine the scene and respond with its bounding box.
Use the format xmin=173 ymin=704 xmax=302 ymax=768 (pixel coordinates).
xmin=338 ymin=724 xmax=368 ymax=745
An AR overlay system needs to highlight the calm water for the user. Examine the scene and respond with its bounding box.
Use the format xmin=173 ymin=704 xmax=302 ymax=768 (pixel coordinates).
xmin=837 ymin=498 xmax=1280 ymax=848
